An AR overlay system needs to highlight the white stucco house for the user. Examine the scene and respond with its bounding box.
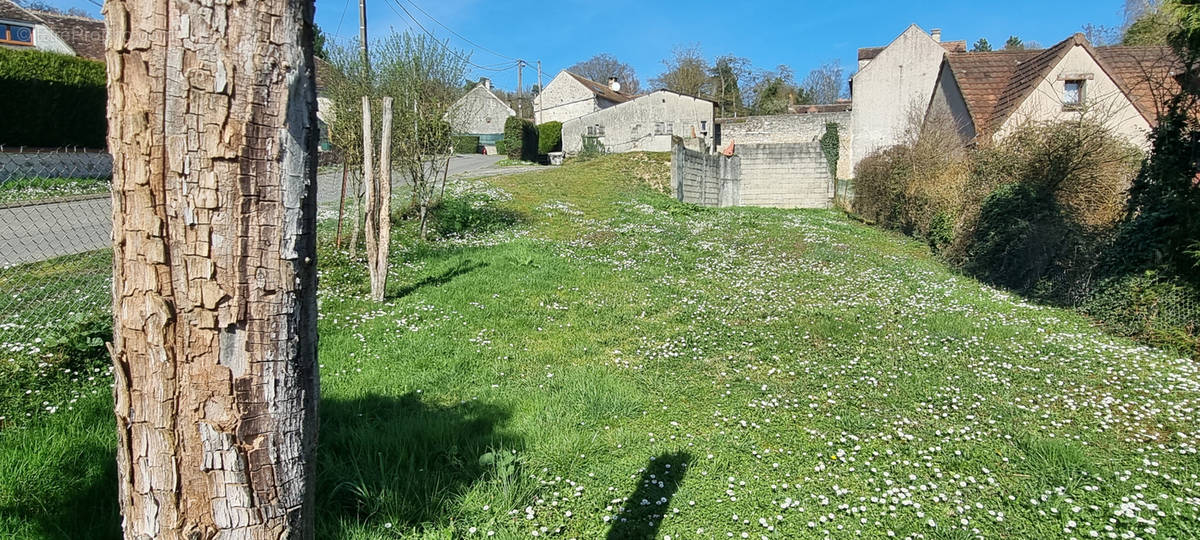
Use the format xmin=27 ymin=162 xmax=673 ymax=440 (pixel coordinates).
xmin=926 ymin=33 xmax=1180 ymax=149
xmin=534 ymin=70 xmax=634 ymax=125
xmin=850 ymin=25 xmax=966 ymax=170
xmin=0 ymin=0 xmax=104 ymax=60
xmin=447 ymin=78 xmax=517 ymax=153
xmin=561 ymin=90 xmax=715 ymax=155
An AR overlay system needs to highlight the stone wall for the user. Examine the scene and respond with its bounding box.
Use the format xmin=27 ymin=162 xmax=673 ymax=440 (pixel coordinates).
xmin=672 ymin=141 xmax=833 ymax=209
xmin=716 ymin=111 xmax=851 ymax=178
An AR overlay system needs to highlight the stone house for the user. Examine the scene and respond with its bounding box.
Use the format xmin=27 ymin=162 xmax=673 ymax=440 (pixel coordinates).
xmin=447 ymin=78 xmax=516 ymax=153
xmin=534 ymin=70 xmax=633 ymax=125
xmin=850 ymin=25 xmax=967 ymax=170
xmin=926 ymin=33 xmax=1181 ymax=149
xmin=561 ymin=90 xmax=715 ymax=154
xmin=0 ymin=0 xmax=104 ymax=60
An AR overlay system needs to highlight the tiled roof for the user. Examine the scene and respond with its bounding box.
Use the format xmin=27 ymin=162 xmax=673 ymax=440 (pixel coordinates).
xmin=0 ymin=0 xmax=35 ymax=22
xmin=858 ymin=40 xmax=967 ymax=61
xmin=30 ymin=10 xmax=105 ymax=61
xmin=942 ymin=49 xmax=1040 ymax=135
xmin=566 ymin=71 xmax=633 ymax=104
xmin=1095 ymin=45 xmax=1182 ymax=124
xmin=942 ymin=33 xmax=1180 ymax=138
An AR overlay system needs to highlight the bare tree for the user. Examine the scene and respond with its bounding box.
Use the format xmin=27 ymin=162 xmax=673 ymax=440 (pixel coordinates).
xmin=377 ymin=32 xmax=470 ymax=240
xmin=802 ymin=60 xmax=846 ymax=104
xmin=710 ymin=55 xmax=753 ymax=117
xmin=651 ymin=44 xmax=711 ymax=96
xmin=105 ymin=0 xmax=319 ymax=536
xmin=568 ymin=53 xmax=641 ymax=94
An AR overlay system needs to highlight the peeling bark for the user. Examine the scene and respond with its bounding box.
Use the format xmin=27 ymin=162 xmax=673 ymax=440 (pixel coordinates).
xmin=105 ymin=0 xmax=320 ymax=537
xmin=360 ymin=96 xmax=391 ymax=302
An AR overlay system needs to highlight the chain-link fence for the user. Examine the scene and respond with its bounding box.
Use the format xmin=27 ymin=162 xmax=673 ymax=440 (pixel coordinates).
xmin=0 ymin=149 xmax=113 ymax=360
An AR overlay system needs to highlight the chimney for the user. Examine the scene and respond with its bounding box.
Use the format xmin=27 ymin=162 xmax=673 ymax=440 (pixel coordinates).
xmin=480 ymin=77 xmax=491 ymax=90
xmin=608 ymin=77 xmax=621 ymax=92
xmin=931 ymin=28 xmax=942 ymax=43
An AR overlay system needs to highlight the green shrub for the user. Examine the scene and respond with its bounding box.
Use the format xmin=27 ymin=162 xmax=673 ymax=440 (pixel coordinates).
xmin=537 ymin=121 xmax=562 ymax=154
xmin=452 ymin=135 xmax=480 ymax=154
xmin=494 ymin=139 xmax=508 ymax=155
xmin=577 ymin=135 xmax=606 ymax=161
xmin=0 ymin=49 xmax=106 ymax=148
xmin=432 ymin=193 xmax=521 ymax=237
xmin=503 ymin=117 xmax=538 ymax=162
xmin=820 ymin=123 xmax=839 ymax=178
xmin=1082 ymin=270 xmax=1199 ymax=357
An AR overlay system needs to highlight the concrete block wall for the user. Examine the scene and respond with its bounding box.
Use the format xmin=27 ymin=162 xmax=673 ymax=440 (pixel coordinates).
xmin=671 ymin=141 xmax=832 ymax=209
xmin=716 ymin=111 xmax=852 ymax=179
xmin=737 ymin=143 xmax=833 ymax=209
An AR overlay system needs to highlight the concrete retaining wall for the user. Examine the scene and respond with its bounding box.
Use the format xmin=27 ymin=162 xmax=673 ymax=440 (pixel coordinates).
xmin=716 ymin=111 xmax=852 ymax=179
xmin=672 ymin=141 xmax=833 ymax=209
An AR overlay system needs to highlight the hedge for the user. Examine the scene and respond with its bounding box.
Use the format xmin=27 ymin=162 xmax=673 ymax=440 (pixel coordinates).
xmin=537 ymin=121 xmax=562 ymax=155
xmin=452 ymin=135 xmax=481 ymax=154
xmin=503 ymin=117 xmax=538 ymax=161
xmin=0 ymin=49 xmax=106 ymax=148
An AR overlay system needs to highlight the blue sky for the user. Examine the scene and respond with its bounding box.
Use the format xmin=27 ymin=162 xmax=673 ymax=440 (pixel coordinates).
xmin=55 ymin=0 xmax=1127 ymax=92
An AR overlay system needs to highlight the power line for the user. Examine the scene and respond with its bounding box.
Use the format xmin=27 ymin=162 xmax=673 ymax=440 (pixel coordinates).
xmin=398 ymin=0 xmax=518 ymax=62
xmin=380 ymin=0 xmax=520 ymax=73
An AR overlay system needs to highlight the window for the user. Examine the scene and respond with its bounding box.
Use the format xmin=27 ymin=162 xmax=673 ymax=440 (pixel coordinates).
xmin=586 ymin=126 xmax=595 ymax=136
xmin=654 ymin=122 xmax=665 ymax=135
xmin=0 ymin=23 xmax=33 ymax=46
xmin=700 ymin=120 xmax=708 ymax=136
xmin=1063 ymin=79 xmax=1084 ymax=109
xmin=596 ymin=124 xmax=605 ymax=137
xmin=666 ymin=122 xmax=674 ymax=135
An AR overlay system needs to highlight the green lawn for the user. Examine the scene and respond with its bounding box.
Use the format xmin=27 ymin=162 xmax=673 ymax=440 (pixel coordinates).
xmin=0 ymin=177 xmax=111 ymax=205
xmin=1 ymin=153 xmax=1198 ymax=539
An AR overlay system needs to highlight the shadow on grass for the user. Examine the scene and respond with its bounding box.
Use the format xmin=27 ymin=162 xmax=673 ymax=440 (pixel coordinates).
xmin=316 ymin=392 xmax=522 ymax=535
xmin=606 ymin=452 xmax=691 ymax=540
xmin=0 ymin=399 xmax=120 ymax=539
xmin=391 ymin=259 xmax=488 ymax=300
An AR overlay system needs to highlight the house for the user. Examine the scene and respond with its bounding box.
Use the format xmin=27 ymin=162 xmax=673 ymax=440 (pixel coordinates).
xmin=561 ymin=89 xmax=715 ymax=154
xmin=926 ymin=33 xmax=1181 ymax=148
xmin=447 ymin=78 xmax=516 ymax=153
xmin=850 ymin=25 xmax=967 ymax=170
xmin=534 ymin=70 xmax=633 ymax=125
xmin=0 ymin=0 xmax=104 ymax=60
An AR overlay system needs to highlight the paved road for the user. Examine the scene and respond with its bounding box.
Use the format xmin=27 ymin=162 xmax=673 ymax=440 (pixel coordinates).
xmin=0 ymin=154 xmax=507 ymax=266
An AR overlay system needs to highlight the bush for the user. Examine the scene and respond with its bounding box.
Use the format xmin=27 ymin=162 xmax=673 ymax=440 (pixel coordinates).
xmin=452 ymin=135 xmax=480 ymax=154
xmin=1081 ymin=270 xmax=1199 ymax=357
xmin=537 ymin=121 xmax=562 ymax=154
xmin=0 ymin=49 xmax=106 ymax=148
xmin=432 ymin=193 xmax=521 ymax=238
xmin=503 ymin=117 xmax=538 ymax=161
xmin=852 ymin=111 xmax=969 ymax=244
xmin=494 ymin=139 xmax=509 ymax=155
xmin=820 ymin=123 xmax=840 ymax=178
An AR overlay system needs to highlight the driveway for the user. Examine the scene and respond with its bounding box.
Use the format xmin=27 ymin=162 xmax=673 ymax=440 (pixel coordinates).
xmin=0 ymin=154 xmax=511 ymax=266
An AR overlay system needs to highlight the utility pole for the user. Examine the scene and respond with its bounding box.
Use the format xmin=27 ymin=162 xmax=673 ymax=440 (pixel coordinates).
xmin=358 ymin=0 xmax=370 ymax=73
xmin=536 ymin=60 xmax=542 ymax=123
xmin=517 ymin=59 xmax=526 ymax=119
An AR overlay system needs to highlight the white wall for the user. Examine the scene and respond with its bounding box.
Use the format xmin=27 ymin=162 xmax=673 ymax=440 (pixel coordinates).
xmin=534 ymin=72 xmax=599 ymax=125
xmin=850 ymin=25 xmax=948 ymax=171
xmin=448 ymin=85 xmax=515 ymax=136
xmin=996 ymin=46 xmax=1151 ymax=148
xmin=561 ymin=90 xmax=714 ymax=154
xmin=926 ymin=63 xmax=977 ymax=144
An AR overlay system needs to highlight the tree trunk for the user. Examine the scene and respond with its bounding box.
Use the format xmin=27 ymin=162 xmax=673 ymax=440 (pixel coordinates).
xmin=362 ymin=96 xmax=378 ymax=296
xmin=361 ymin=97 xmax=391 ymax=301
xmin=105 ymin=0 xmax=320 ymax=536
xmin=374 ymin=97 xmax=393 ymax=301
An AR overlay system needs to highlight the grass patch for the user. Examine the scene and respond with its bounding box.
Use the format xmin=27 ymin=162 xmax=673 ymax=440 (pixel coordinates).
xmin=2 ymin=153 xmax=1198 ymax=539
xmin=0 ymin=177 xmax=110 ymax=204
